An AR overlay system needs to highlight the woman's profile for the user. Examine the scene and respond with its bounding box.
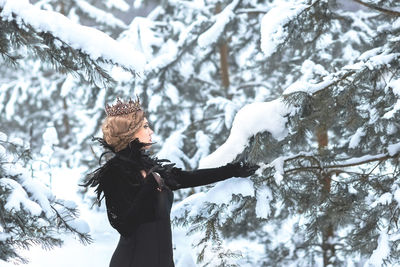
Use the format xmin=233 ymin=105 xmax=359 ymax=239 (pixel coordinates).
xmin=84 ymin=97 xmax=258 ymax=267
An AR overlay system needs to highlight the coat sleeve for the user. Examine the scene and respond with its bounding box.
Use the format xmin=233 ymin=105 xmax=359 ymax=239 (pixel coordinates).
xmin=102 ymin=170 xmax=158 ymax=236
xmin=169 ymin=164 xmax=237 ymax=190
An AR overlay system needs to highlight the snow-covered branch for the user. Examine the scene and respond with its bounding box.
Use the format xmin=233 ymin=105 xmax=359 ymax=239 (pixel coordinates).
xmin=352 ymin=0 xmax=400 ymax=16
xmin=283 ymin=152 xmax=398 ymax=175
xmin=197 ymin=0 xmax=241 ymax=48
xmin=0 ymin=0 xmax=145 ymax=83
xmin=76 ymin=0 xmax=128 ymax=29
xmin=0 ymin=135 xmax=91 ymax=263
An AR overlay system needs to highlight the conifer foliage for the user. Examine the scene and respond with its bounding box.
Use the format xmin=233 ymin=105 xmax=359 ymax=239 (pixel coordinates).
xmin=1 ymin=0 xmax=400 ymax=266
xmin=0 ymin=133 xmax=91 ymax=264
xmin=0 ymin=6 xmax=113 ymax=85
xmin=0 ymin=0 xmax=136 ymax=263
xmin=136 ymin=0 xmax=400 ymax=266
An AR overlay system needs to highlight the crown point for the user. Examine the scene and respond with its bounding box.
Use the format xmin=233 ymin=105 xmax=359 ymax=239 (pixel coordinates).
xmin=105 ymin=97 xmax=142 ymax=117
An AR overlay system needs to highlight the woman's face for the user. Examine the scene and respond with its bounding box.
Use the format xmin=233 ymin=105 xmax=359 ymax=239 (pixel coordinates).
xmin=133 ymin=118 xmax=154 ymax=148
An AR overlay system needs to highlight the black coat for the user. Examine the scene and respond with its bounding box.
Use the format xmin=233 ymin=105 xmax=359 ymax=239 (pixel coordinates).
xmin=86 ymin=139 xmax=238 ymax=267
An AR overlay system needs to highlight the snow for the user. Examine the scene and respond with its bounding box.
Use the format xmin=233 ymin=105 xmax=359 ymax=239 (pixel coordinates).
xmin=270 ymin=156 xmax=285 ymax=185
xmin=10 ymin=136 xmax=24 ymax=147
xmin=0 ymin=161 xmax=117 ymax=267
xmin=340 ymin=153 xmax=386 ymax=166
xmin=133 ymin=0 xmax=143 ymax=9
xmin=388 ymin=142 xmax=400 ymax=156
xmin=366 ymin=53 xmax=400 ymax=70
xmin=21 ymin=177 xmax=54 ymax=218
xmin=368 ymin=107 xmax=379 ymax=124
xmin=368 ymin=229 xmax=390 ymax=266
xmin=148 ymin=94 xmax=162 ymax=112
xmin=283 ymin=74 xmax=338 ymax=95
xmin=144 ymin=39 xmax=179 ymax=71
xmin=394 ymin=17 xmax=400 ymax=30
xmin=199 ymin=99 xmax=292 ymax=168
xmin=59 ymin=199 xmax=78 ymax=210
xmin=197 ymin=0 xmax=239 ymax=48
xmin=349 ymin=127 xmax=365 ymax=149
xmin=76 ymin=0 xmax=127 ymax=29
xmin=260 ymin=2 xmax=309 ymax=57
xmin=206 ymin=97 xmax=238 ymax=129
xmin=384 ymin=99 xmax=400 ymax=119
xmin=371 ymin=192 xmax=392 ymax=208
xmin=358 ymin=47 xmax=382 ymax=61
xmin=66 ymin=218 xmax=91 ymax=234
xmin=0 ymin=144 xmax=5 ymax=160
xmin=204 ymin=177 xmax=254 ymax=204
xmin=105 ymin=0 xmax=130 ymax=12
xmin=393 ymin=187 xmax=400 ymax=207
xmin=172 ymin=178 xmax=254 ymax=218
xmin=173 ymin=227 xmax=197 ymax=267
xmin=165 ymin=83 xmax=180 ymax=105
xmin=0 ymin=131 xmax=7 ymax=142
xmin=255 ymin=185 xmax=272 ymax=219
xmin=389 ymin=78 xmax=400 ymax=96
xmin=189 ymin=131 xmax=211 ymax=168
xmin=0 ymin=178 xmax=43 ymax=216
xmin=1 ymin=1 xmax=400 ymax=266
xmin=1 ymin=224 xmax=118 ymax=267
xmin=156 ymin=129 xmax=188 ymax=169
xmin=120 ymin=17 xmax=164 ymax=60
xmin=0 ymin=0 xmax=145 ymax=72
xmin=60 ymin=74 xmax=75 ymax=98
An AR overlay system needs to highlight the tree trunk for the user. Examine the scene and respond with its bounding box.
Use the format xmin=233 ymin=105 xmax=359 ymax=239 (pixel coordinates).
xmin=316 ymin=123 xmax=335 ymax=266
xmin=215 ymin=3 xmax=230 ymax=91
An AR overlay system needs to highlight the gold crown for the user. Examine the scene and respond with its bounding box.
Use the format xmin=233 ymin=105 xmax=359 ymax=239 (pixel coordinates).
xmin=105 ymin=97 xmax=142 ymax=116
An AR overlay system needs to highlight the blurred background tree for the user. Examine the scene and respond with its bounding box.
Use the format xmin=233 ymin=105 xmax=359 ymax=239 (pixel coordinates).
xmin=1 ymin=0 xmax=400 ymax=266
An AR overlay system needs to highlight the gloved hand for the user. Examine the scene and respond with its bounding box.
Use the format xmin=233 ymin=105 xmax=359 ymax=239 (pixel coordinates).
xmin=228 ymin=161 xmax=259 ymax=177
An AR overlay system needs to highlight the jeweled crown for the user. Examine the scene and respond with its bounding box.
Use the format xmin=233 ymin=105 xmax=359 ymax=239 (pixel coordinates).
xmin=105 ymin=97 xmax=142 ymax=117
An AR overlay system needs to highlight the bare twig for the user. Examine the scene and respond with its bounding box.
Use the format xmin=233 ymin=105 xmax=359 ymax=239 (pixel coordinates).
xmin=352 ymin=0 xmax=400 ymax=17
xmin=284 ymin=153 xmax=398 ymax=174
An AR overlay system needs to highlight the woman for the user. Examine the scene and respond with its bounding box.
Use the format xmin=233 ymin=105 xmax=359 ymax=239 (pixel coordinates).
xmin=84 ymin=97 xmax=258 ymax=267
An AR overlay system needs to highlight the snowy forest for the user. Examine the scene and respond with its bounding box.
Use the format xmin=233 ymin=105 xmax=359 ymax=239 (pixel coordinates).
xmin=1 ymin=0 xmax=400 ymax=266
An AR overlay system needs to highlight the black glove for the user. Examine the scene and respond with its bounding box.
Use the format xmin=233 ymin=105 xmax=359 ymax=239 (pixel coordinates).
xmin=228 ymin=161 xmax=259 ymax=177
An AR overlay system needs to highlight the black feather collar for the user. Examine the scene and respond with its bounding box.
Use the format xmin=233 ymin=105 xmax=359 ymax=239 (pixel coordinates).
xmin=83 ymin=137 xmax=178 ymax=206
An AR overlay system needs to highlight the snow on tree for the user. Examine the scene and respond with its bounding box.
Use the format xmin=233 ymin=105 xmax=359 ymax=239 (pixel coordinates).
xmin=0 ymin=0 xmax=145 ymax=83
xmin=0 ymin=0 xmax=145 ymax=168
xmin=35 ymin=0 xmax=130 ymax=37
xmin=0 ymin=0 xmax=146 ymax=263
xmin=0 ymin=132 xmax=91 ymax=264
xmin=130 ymin=0 xmax=400 ymax=266
xmin=1 ymin=0 xmax=400 ymax=265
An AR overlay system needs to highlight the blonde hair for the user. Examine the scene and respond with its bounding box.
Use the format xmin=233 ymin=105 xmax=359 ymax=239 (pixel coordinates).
xmin=102 ymin=110 xmax=145 ymax=152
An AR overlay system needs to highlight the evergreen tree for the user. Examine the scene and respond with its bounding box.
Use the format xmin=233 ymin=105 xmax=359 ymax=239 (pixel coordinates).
xmin=0 ymin=132 xmax=91 ymax=264
xmin=34 ymin=0 xmax=130 ymax=37
xmin=122 ymin=0 xmax=400 ymax=266
xmin=2 ymin=0 xmax=400 ymax=265
xmin=0 ymin=0 xmax=142 ymax=166
xmin=0 ymin=0 xmax=143 ymax=263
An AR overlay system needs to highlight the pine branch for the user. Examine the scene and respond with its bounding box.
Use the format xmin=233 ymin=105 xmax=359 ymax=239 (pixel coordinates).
xmin=0 ymin=9 xmax=118 ymax=87
xmin=283 ymin=152 xmax=399 ymax=174
xmin=50 ymin=205 xmax=93 ymax=245
xmin=352 ymin=0 xmax=400 ymax=16
xmin=235 ymin=8 xmax=268 ymax=14
xmin=146 ymin=0 xmax=243 ymax=93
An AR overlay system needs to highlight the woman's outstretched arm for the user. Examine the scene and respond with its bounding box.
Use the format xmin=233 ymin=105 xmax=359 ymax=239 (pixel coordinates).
xmin=169 ymin=162 xmax=258 ymax=190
